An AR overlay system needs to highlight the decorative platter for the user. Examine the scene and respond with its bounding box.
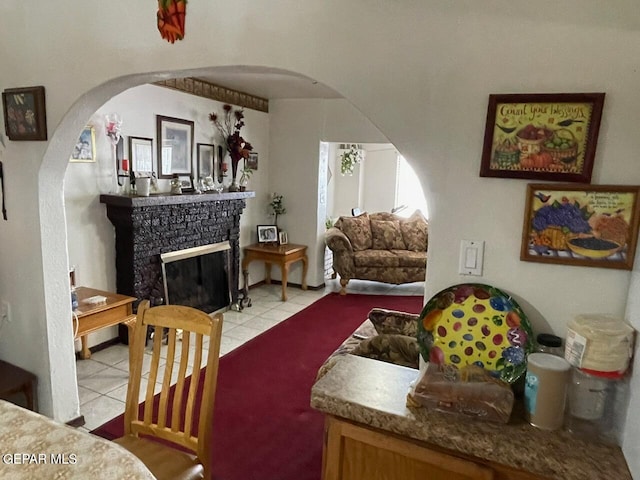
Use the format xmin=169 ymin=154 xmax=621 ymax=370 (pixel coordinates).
xmin=417 ymin=283 xmax=534 ymax=384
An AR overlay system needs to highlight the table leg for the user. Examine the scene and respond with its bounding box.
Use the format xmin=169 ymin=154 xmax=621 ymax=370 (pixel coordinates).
xmin=281 ymin=262 xmax=290 ymax=301
xmin=80 ymin=336 xmax=91 ymax=360
xmin=265 ymin=263 xmax=272 ymax=284
xmin=301 ymin=255 xmax=309 ymax=290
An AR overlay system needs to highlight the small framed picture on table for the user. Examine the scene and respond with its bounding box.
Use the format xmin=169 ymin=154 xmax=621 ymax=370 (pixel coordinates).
xmin=257 ymin=225 xmax=278 ymax=243
xmin=279 ymin=231 xmax=288 ymax=245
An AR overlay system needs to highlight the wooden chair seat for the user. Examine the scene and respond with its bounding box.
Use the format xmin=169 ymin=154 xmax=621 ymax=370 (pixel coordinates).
xmin=114 ymin=435 xmax=204 ymax=480
xmin=115 ymin=301 xmax=223 ymax=480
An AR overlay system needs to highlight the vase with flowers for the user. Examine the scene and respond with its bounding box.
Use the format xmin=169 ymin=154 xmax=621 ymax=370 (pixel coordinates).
xmin=269 ymin=192 xmax=287 ymax=227
xmin=209 ymin=104 xmax=253 ymax=191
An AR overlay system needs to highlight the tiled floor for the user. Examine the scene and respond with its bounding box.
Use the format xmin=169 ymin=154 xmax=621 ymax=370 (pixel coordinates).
xmin=76 ymin=278 xmax=424 ymax=432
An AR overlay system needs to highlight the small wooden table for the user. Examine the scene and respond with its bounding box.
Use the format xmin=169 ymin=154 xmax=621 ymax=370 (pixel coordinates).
xmin=242 ymin=243 xmax=308 ymax=301
xmin=73 ymin=287 xmax=137 ymax=360
xmin=0 ymin=360 xmax=37 ymax=411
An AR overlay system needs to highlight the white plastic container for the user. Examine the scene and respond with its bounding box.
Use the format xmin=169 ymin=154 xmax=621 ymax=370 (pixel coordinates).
xmin=564 ymin=314 xmax=634 ymax=374
xmin=524 ymin=353 xmax=572 ymax=430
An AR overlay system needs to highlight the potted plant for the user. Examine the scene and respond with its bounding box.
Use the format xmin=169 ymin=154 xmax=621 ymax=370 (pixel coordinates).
xmin=340 ymin=145 xmax=364 ymax=175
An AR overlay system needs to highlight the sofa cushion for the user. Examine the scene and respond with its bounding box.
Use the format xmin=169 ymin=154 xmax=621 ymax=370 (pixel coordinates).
xmin=340 ymin=213 xmax=372 ymax=251
xmin=371 ymin=220 xmax=407 ymax=250
xmin=352 ymin=334 xmax=420 ymax=369
xmin=368 ymin=308 xmax=419 ymax=336
xmin=392 ymin=250 xmax=427 ymax=267
xmin=353 ymin=250 xmax=400 ymax=267
xmin=400 ymin=210 xmax=428 ymax=252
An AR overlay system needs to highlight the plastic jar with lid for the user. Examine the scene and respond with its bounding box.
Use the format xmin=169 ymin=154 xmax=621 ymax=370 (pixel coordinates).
xmin=536 ymin=333 xmax=563 ymax=356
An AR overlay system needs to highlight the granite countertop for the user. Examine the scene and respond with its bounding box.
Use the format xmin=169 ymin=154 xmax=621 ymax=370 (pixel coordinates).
xmin=310 ymin=355 xmax=632 ymax=480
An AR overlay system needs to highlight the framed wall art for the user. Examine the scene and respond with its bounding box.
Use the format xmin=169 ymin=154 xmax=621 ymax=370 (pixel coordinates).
xmin=156 ymin=115 xmax=194 ymax=179
xmin=246 ymin=151 xmax=258 ymax=170
xmin=257 ymin=225 xmax=278 ymax=243
xmin=70 ymin=126 xmax=96 ymax=162
xmin=2 ymin=86 xmax=47 ymax=141
xmin=480 ymin=93 xmax=605 ymax=183
xmin=197 ymin=143 xmax=215 ymax=179
xmin=129 ymin=136 xmax=153 ymax=172
xmin=521 ymin=184 xmax=640 ymax=270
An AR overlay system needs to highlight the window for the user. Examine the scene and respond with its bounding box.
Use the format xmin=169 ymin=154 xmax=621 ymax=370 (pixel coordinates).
xmin=394 ymin=155 xmax=428 ymax=218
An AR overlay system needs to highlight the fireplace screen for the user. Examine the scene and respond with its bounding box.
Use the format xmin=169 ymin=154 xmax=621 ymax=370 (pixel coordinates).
xmin=160 ymin=242 xmax=231 ymax=313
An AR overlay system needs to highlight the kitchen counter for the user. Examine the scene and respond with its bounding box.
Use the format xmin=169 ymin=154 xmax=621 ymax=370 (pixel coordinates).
xmin=311 ymin=355 xmax=632 ymax=480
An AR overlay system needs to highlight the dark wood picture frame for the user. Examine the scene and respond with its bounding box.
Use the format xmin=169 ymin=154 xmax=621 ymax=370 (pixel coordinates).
xmin=257 ymin=225 xmax=278 ymax=243
xmin=128 ymin=136 xmax=154 ymax=173
xmin=521 ymin=183 xmax=640 ymax=270
xmin=480 ymin=93 xmax=605 ymax=183
xmin=2 ymin=86 xmax=47 ymax=141
xmin=156 ymin=115 xmax=194 ymax=179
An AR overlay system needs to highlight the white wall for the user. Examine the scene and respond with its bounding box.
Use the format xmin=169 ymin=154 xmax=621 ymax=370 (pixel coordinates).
xmin=1 ymin=4 xmax=640 ymax=472
xmin=361 ymin=146 xmax=397 ymax=214
xmin=268 ymin=99 xmax=389 ymax=287
xmin=63 ymin=84 xmax=271 ymax=349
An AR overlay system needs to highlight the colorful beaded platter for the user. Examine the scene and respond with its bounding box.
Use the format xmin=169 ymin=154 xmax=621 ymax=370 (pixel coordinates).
xmin=417 ymin=283 xmax=534 ymax=384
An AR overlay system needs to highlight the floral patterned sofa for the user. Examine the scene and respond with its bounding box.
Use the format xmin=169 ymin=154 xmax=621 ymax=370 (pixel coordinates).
xmin=325 ymin=211 xmax=428 ymax=295
xmin=316 ymin=308 xmax=421 ymax=380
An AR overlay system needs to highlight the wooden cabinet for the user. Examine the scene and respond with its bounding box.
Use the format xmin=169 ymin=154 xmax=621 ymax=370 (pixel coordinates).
xmin=322 ymin=416 xmax=544 ymax=480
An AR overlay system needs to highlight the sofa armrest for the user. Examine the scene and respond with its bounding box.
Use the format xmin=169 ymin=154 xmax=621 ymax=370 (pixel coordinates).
xmin=325 ymin=227 xmax=353 ymax=254
xmin=325 ymin=227 xmax=356 ymax=278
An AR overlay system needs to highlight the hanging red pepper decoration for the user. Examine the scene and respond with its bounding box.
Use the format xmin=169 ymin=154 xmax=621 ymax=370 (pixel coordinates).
xmin=157 ymin=0 xmax=187 ymax=44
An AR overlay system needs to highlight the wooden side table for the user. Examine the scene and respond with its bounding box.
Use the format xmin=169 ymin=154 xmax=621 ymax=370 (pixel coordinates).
xmin=242 ymin=243 xmax=308 ymax=301
xmin=0 ymin=360 xmax=38 ymax=411
xmin=73 ymin=287 xmax=137 ymax=360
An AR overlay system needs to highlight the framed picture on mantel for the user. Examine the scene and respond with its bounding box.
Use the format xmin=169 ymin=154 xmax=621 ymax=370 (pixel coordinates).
xmin=156 ymin=115 xmax=194 ymax=179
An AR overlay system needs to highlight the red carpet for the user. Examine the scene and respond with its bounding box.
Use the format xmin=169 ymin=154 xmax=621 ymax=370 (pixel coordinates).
xmin=92 ymin=292 xmax=423 ymax=480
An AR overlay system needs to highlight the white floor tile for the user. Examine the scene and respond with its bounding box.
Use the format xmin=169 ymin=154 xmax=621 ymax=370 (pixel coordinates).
xmin=81 ymin=395 xmax=125 ymax=431
xmin=75 ymin=359 xmax=109 ymax=380
xmin=223 ymin=324 xmax=263 ymax=343
xmin=258 ymin=308 xmax=293 ymax=322
xmin=90 ymin=344 xmax=129 ymax=366
xmin=78 ymin=386 xmax=102 ymax=406
xmin=246 ymin=316 xmax=280 ymax=332
xmin=79 ymin=366 xmax=129 ymax=395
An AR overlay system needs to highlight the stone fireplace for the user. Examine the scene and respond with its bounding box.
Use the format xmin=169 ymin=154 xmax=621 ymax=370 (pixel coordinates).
xmin=100 ymin=191 xmax=254 ymax=338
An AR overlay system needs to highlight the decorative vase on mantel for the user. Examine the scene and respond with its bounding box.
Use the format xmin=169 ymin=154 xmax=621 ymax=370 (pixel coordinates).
xmin=228 ymin=155 xmax=240 ymax=192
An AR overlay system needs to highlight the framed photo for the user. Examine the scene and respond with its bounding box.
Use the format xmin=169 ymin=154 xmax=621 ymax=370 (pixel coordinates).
xmin=257 ymin=225 xmax=278 ymax=243
xmin=480 ymin=93 xmax=605 ymax=183
xmin=521 ymin=184 xmax=640 ymax=270
xmin=2 ymin=86 xmax=47 ymax=141
xmin=178 ymin=174 xmax=194 ymax=192
xmin=70 ymin=126 xmax=96 ymax=162
xmin=278 ymin=231 xmax=288 ymax=245
xmin=156 ymin=115 xmax=194 ymax=179
xmin=197 ymin=143 xmax=215 ymax=179
xmin=129 ymin=136 xmax=153 ymax=172
xmin=246 ymin=151 xmax=258 ymax=170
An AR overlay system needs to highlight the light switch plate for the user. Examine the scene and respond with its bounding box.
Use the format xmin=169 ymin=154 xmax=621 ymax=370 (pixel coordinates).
xmin=459 ymin=240 xmax=484 ymax=276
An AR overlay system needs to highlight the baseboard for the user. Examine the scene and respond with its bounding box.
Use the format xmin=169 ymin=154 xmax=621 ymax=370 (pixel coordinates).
xmin=75 ymin=337 xmax=122 ymax=360
xmin=250 ymin=280 xmax=325 ymax=290
xmin=66 ymin=415 xmax=86 ymax=428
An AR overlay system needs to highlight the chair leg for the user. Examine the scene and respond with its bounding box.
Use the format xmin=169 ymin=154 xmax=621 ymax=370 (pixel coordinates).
xmin=339 ymin=278 xmax=349 ymax=295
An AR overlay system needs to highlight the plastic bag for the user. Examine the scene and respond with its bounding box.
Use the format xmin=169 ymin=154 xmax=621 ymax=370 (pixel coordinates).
xmin=407 ymin=363 xmax=514 ymax=423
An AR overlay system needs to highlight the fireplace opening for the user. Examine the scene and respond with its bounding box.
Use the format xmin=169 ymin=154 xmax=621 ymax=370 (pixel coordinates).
xmin=160 ymin=242 xmax=231 ymax=314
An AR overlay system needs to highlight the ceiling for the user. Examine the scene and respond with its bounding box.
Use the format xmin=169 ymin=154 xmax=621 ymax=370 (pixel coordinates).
xmin=197 ymin=71 xmax=342 ymax=100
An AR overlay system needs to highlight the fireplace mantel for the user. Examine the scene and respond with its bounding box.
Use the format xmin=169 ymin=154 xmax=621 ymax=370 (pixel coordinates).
xmin=100 ymin=191 xmax=255 ymax=334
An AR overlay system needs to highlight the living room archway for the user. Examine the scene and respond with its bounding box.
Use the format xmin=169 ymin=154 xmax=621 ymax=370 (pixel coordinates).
xmin=43 ymin=66 xmax=425 ymax=420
